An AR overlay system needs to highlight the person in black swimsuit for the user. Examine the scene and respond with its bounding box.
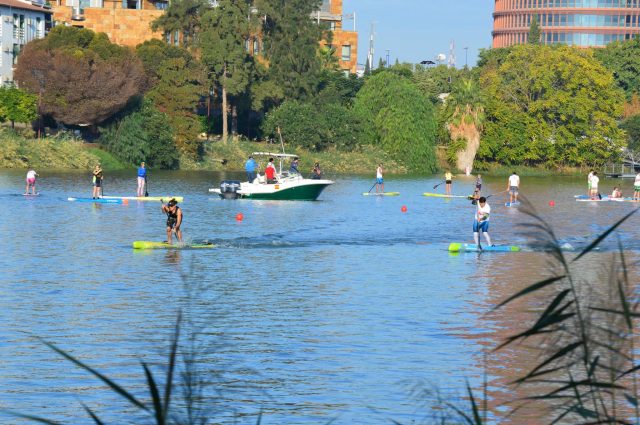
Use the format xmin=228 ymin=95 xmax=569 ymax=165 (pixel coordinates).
xmin=162 ymin=198 xmax=183 ymax=244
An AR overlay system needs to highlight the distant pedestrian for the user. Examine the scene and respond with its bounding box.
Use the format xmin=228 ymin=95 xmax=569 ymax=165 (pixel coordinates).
xmin=507 ymin=171 xmax=520 ymax=204
xmin=245 ymin=155 xmax=257 ymax=183
xmin=375 ymin=163 xmax=384 ymax=193
xmin=444 ymin=170 xmax=453 ymax=195
xmin=25 ymin=168 xmax=38 ymax=195
xmin=137 ymin=161 xmax=147 ymax=197
xmin=92 ymin=164 xmax=103 ymax=199
xmin=312 ymin=162 xmax=322 ymax=179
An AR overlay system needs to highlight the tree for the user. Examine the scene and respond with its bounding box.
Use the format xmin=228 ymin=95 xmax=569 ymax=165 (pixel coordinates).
xmin=256 ymin=0 xmax=323 ymax=101
xmin=199 ymin=0 xmax=253 ymax=143
xmin=150 ymin=0 xmax=210 ymax=48
xmin=0 ymin=86 xmax=38 ymax=128
xmin=353 ymin=71 xmax=438 ymax=172
xmin=136 ymin=39 xmax=194 ymax=86
xmin=442 ymin=78 xmax=485 ymax=172
xmin=620 ymin=115 xmax=640 ymax=152
xmin=593 ymin=38 xmax=640 ymax=100
xmin=148 ymin=57 xmax=206 ymax=157
xmin=101 ymin=98 xmax=178 ymax=168
xmin=377 ymin=57 xmax=386 ymax=69
xmin=480 ymin=44 xmax=625 ymax=167
xmin=364 ymin=57 xmax=371 ymax=76
xmin=318 ymin=45 xmax=339 ymax=71
xmin=14 ymin=27 xmax=146 ymax=127
xmin=528 ymin=15 xmax=541 ymax=45
xmin=412 ymin=64 xmax=460 ymax=103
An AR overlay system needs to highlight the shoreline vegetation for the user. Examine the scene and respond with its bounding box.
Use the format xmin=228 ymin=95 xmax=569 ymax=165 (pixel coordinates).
xmin=1 ymin=130 xmax=594 ymax=176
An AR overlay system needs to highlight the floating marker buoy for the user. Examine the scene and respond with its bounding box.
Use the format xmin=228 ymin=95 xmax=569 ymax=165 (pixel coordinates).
xmin=123 ymin=199 xmax=129 ymax=205
xmin=235 ymin=213 xmax=244 ymax=221
xmin=549 ymin=200 xmax=555 ymax=207
xmin=401 ymin=205 xmax=408 ymax=213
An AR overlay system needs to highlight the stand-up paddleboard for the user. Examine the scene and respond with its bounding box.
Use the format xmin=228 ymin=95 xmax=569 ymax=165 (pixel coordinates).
xmin=362 ymin=192 xmax=400 ymax=196
xmin=23 ymin=193 xmax=40 ymax=196
xmin=68 ymin=197 xmax=123 ymax=204
xmin=576 ymin=197 xmax=610 ymax=202
xmin=505 ymin=202 xmax=520 ymax=207
xmin=132 ymin=241 xmax=215 ymax=249
xmin=422 ymin=193 xmax=470 ymax=198
xmin=103 ymin=196 xmax=184 ymax=202
xmin=448 ymin=243 xmax=521 ymax=253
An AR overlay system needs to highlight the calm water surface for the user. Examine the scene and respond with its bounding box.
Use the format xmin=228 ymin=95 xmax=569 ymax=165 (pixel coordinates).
xmin=0 ymin=170 xmax=638 ymax=424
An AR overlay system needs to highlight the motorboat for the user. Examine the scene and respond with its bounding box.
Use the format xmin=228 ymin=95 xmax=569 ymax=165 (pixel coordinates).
xmin=209 ymin=152 xmax=334 ymax=201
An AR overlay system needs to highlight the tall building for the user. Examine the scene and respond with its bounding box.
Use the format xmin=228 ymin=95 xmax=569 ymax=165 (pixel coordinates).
xmin=0 ymin=0 xmax=52 ymax=84
xmin=52 ymin=0 xmax=358 ymax=74
xmin=493 ymin=0 xmax=640 ymax=48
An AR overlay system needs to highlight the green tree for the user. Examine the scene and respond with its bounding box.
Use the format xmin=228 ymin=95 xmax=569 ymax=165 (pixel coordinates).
xmin=353 ymin=71 xmax=438 ymax=172
xmin=442 ymin=78 xmax=485 ymax=172
xmin=412 ymin=64 xmax=459 ymax=103
xmin=148 ymin=57 xmax=206 ymax=157
xmin=150 ymin=0 xmax=210 ymax=48
xmin=256 ymin=0 xmax=323 ymax=101
xmin=593 ymin=38 xmax=640 ymax=100
xmin=199 ymin=0 xmax=253 ymax=143
xmin=364 ymin=57 xmax=371 ymax=76
xmin=620 ymin=114 xmax=640 ymax=152
xmin=0 ymin=86 xmax=38 ymax=128
xmin=135 ymin=39 xmax=194 ymax=86
xmin=480 ymin=44 xmax=625 ymax=167
xmin=101 ymin=99 xmax=178 ymax=168
xmin=528 ymin=15 xmax=541 ymax=45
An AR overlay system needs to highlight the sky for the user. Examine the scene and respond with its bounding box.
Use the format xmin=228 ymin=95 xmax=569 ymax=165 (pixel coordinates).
xmin=342 ymin=0 xmax=494 ymax=68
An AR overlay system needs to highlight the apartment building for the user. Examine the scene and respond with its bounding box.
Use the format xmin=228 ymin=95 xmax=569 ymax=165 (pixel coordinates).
xmin=52 ymin=0 xmax=358 ymax=74
xmin=493 ymin=0 xmax=640 ymax=47
xmin=0 ymin=0 xmax=52 ymax=84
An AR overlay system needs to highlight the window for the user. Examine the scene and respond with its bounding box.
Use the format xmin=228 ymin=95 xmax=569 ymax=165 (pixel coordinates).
xmin=320 ymin=0 xmax=330 ymax=12
xmin=253 ymin=38 xmax=260 ymax=54
xmin=341 ymin=45 xmax=351 ymax=61
xmin=36 ymin=17 xmax=42 ymax=38
xmin=154 ymin=1 xmax=167 ymax=10
xmin=173 ymin=30 xmax=179 ymax=46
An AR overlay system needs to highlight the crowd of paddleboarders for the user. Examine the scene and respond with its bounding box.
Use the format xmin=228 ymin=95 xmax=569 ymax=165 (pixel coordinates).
xmin=20 ymin=156 xmax=640 ymax=249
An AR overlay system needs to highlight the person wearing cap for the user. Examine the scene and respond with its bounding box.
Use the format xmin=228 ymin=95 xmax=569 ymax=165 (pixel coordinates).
xmin=245 ymin=155 xmax=257 ymax=183
xmin=162 ymin=198 xmax=183 ymax=244
xmin=137 ymin=161 xmax=147 ymax=197
xmin=92 ymin=164 xmax=103 ymax=199
xmin=473 ymin=196 xmax=493 ymax=249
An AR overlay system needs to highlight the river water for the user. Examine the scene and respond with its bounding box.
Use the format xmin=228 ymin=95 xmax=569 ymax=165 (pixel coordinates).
xmin=0 ymin=169 xmax=638 ymax=424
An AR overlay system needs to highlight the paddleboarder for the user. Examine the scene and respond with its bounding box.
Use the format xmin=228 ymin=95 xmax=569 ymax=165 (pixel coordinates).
xmin=590 ymin=171 xmax=600 ymax=199
xmin=137 ymin=162 xmax=147 ymax=197
xmin=376 ymin=164 xmax=384 ymax=194
xmin=475 ymin=174 xmax=482 ymax=193
xmin=587 ymin=170 xmax=594 ymax=197
xmin=634 ymin=172 xmax=640 ymax=201
xmin=611 ymin=187 xmax=623 ymax=199
xmin=245 ymin=155 xmax=257 ymax=183
xmin=473 ymin=196 xmax=493 ymax=249
xmin=507 ymin=171 xmax=520 ymax=204
xmin=162 ymin=198 xmax=183 ymax=244
xmin=444 ymin=170 xmax=453 ymax=195
xmin=25 ymin=168 xmax=38 ymax=195
xmin=92 ymin=164 xmax=103 ymax=199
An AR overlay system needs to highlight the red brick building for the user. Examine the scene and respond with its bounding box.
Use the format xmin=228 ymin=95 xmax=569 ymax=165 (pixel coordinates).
xmin=493 ymin=0 xmax=640 ymax=48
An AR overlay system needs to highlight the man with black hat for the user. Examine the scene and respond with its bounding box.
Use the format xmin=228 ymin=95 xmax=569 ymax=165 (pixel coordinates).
xmin=162 ymin=198 xmax=183 ymax=244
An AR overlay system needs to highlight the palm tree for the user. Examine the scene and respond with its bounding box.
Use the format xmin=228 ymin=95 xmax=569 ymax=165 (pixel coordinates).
xmin=444 ymin=78 xmax=484 ymax=173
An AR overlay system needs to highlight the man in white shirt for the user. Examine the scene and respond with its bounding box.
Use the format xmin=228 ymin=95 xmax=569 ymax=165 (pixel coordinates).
xmin=375 ymin=164 xmax=384 ymax=194
xmin=507 ymin=171 xmax=520 ymax=204
xmin=473 ymin=197 xmax=493 ymax=248
xmin=634 ymin=172 xmax=640 ymax=201
xmin=590 ymin=171 xmax=600 ymax=199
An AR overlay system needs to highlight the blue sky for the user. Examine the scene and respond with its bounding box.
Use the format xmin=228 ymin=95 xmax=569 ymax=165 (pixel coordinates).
xmin=342 ymin=0 xmax=494 ymax=68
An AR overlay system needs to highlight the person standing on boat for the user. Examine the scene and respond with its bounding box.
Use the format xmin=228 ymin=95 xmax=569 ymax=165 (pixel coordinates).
xmin=444 ymin=170 xmax=453 ymax=195
xmin=375 ymin=164 xmax=384 ymax=193
xmin=137 ymin=162 xmax=147 ymax=197
xmin=290 ymin=157 xmax=300 ymax=175
xmin=507 ymin=171 xmax=520 ymax=204
xmin=473 ymin=196 xmax=493 ymax=248
xmin=25 ymin=168 xmax=38 ymax=195
xmin=633 ymin=172 xmax=640 ymax=201
xmin=92 ymin=164 xmax=103 ymax=199
xmin=312 ymin=162 xmax=322 ymax=179
xmin=245 ymin=155 xmax=257 ymax=183
xmin=590 ymin=171 xmax=600 ymax=199
xmin=265 ymin=158 xmax=277 ymax=184
xmin=162 ymin=198 xmax=183 ymax=244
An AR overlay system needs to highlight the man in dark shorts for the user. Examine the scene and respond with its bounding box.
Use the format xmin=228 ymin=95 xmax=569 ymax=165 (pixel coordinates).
xmin=162 ymin=198 xmax=183 ymax=244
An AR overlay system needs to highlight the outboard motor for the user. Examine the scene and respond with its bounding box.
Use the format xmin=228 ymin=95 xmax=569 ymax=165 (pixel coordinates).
xmin=219 ymin=180 xmax=242 ymax=200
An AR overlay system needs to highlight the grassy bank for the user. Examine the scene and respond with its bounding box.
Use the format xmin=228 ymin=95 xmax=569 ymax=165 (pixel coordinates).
xmin=0 ymin=130 xmax=126 ymax=170
xmin=185 ymin=138 xmax=408 ymax=175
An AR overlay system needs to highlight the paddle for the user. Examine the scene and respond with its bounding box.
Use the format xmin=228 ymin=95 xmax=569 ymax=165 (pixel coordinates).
xmin=144 ymin=176 xmax=149 ymax=197
xmin=433 ymin=180 xmax=446 ymax=190
xmin=367 ymin=181 xmax=376 ymax=193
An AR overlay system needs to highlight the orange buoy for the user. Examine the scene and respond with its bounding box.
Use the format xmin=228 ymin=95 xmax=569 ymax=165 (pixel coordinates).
xmin=236 ymin=213 xmax=244 ymax=221
xmin=549 ymin=200 xmax=555 ymax=207
xmin=123 ymin=199 xmax=129 ymax=205
xmin=401 ymin=205 xmax=408 ymax=213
